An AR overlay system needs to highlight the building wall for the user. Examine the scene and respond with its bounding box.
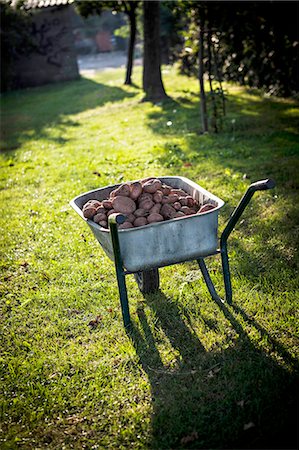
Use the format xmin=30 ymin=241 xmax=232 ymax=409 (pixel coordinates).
xmin=12 ymin=5 xmax=79 ymax=89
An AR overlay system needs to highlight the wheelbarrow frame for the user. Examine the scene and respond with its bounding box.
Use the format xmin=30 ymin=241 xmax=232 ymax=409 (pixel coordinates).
xmin=71 ymin=178 xmax=275 ymax=328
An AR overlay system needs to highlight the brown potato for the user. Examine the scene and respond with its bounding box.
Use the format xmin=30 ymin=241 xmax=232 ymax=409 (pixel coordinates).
xmin=173 ymin=202 xmax=182 ymax=211
xmin=174 ymin=211 xmax=186 ymax=218
xmin=83 ymin=205 xmax=97 ymax=219
xmin=179 ymin=196 xmax=188 ymax=206
xmin=170 ymin=188 xmax=188 ymax=197
xmin=134 ymin=208 xmax=148 ymax=218
xmin=147 ymin=213 xmax=164 ymax=223
xmin=140 ymin=176 xmax=156 ymax=186
xmin=138 ymin=199 xmax=155 ymax=211
xmin=83 ymin=199 xmax=102 ymax=209
xmin=198 ymin=203 xmax=216 ymax=213
xmin=112 ymin=196 xmax=136 ymax=214
xmin=150 ymin=203 xmax=161 ymax=214
xmin=133 ymin=217 xmax=148 ymax=227
xmin=186 ymin=196 xmax=195 ymax=207
xmin=93 ymin=212 xmax=107 ymax=223
xmin=143 ymin=179 xmax=162 ymax=194
xmin=181 ymin=206 xmax=196 ymax=215
xmin=160 ymin=203 xmax=176 ymax=219
xmin=118 ymin=221 xmax=134 ymax=229
xmin=129 ymin=181 xmax=143 ymax=200
xmin=102 ymin=199 xmax=113 ymax=209
xmin=126 ymin=213 xmax=136 ymax=223
xmin=138 ymin=193 xmax=153 ymax=204
xmin=98 ymin=220 xmax=108 ymax=228
xmin=110 ymin=184 xmax=131 ymax=198
xmin=153 ymin=190 xmax=163 ymax=203
xmin=95 ymin=206 xmax=106 ymax=214
xmin=107 ymin=209 xmax=116 ymax=217
xmin=161 ymin=194 xmax=179 ymax=204
xmin=160 ymin=184 xmax=171 ymax=195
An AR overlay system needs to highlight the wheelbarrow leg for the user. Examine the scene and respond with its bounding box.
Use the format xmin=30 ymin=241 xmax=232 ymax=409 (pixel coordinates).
xmin=108 ymin=214 xmax=131 ymax=328
xmin=197 ymin=258 xmax=222 ymax=303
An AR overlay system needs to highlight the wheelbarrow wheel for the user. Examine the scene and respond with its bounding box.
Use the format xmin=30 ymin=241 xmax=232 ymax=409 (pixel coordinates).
xmin=134 ymin=269 xmax=160 ymax=294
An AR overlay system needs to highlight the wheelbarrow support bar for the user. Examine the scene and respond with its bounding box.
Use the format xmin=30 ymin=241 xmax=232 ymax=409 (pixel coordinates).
xmin=220 ymin=179 xmax=275 ymax=304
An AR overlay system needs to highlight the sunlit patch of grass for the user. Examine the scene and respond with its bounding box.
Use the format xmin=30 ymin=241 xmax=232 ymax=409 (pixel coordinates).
xmin=1 ymin=66 xmax=298 ymax=449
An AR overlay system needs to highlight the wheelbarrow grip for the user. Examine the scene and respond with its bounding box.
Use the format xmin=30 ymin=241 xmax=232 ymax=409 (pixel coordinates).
xmin=249 ymin=178 xmax=276 ymax=191
xmin=108 ymin=213 xmax=126 ymax=225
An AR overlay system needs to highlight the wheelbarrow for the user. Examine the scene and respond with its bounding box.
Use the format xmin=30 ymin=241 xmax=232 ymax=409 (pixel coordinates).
xmin=70 ymin=176 xmax=275 ymax=328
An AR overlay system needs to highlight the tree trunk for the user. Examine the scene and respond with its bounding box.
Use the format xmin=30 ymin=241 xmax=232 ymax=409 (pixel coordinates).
xmin=199 ymin=16 xmax=208 ymax=133
xmin=207 ymin=28 xmax=218 ymax=133
xmin=142 ymin=0 xmax=168 ymax=101
xmin=124 ymin=4 xmax=137 ymax=85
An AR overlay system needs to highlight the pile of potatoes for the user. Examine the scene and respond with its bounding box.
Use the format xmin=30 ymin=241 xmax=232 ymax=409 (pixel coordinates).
xmin=82 ymin=177 xmax=216 ymax=229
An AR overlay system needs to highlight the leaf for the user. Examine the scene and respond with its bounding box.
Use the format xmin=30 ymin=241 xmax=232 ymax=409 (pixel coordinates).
xmin=243 ymin=422 xmax=255 ymax=431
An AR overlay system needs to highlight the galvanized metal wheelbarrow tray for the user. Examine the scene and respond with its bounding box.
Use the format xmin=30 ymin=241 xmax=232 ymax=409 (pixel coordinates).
xmin=70 ymin=176 xmax=275 ymax=328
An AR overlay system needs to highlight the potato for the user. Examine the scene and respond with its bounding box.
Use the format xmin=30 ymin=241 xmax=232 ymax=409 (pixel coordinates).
xmin=102 ymin=199 xmax=113 ymax=209
xmin=110 ymin=183 xmax=131 ymax=198
xmin=107 ymin=209 xmax=116 ymax=217
xmin=134 ymin=208 xmax=148 ymax=218
xmin=140 ymin=176 xmax=156 ymax=186
xmin=179 ymin=196 xmax=188 ymax=206
xmin=198 ymin=203 xmax=216 ymax=213
xmin=153 ymin=190 xmax=163 ymax=203
xmin=160 ymin=184 xmax=171 ymax=195
xmin=161 ymin=194 xmax=179 ymax=204
xmin=143 ymin=179 xmax=162 ymax=194
xmin=150 ymin=203 xmax=161 ymax=214
xmin=98 ymin=220 xmax=108 ymax=228
xmin=129 ymin=181 xmax=143 ymax=200
xmin=95 ymin=206 xmax=106 ymax=214
xmin=170 ymin=188 xmax=188 ymax=197
xmin=138 ymin=192 xmax=153 ymax=204
xmin=112 ymin=195 xmax=136 ymax=214
xmin=93 ymin=212 xmax=107 ymax=223
xmin=126 ymin=213 xmax=136 ymax=223
xmin=118 ymin=221 xmax=134 ymax=230
xmin=139 ymin=199 xmax=155 ymax=211
xmin=83 ymin=205 xmax=97 ymax=219
xmin=173 ymin=202 xmax=182 ymax=211
xmin=174 ymin=211 xmax=186 ymax=218
xmin=181 ymin=206 xmax=196 ymax=215
xmin=83 ymin=199 xmax=102 ymax=209
xmin=147 ymin=213 xmax=164 ymax=223
xmin=134 ymin=217 xmax=148 ymax=227
xmin=186 ymin=196 xmax=195 ymax=207
xmin=160 ymin=203 xmax=176 ymax=219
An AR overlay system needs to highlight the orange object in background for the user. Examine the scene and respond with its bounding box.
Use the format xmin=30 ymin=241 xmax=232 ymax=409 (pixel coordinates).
xmin=95 ymin=31 xmax=112 ymax=52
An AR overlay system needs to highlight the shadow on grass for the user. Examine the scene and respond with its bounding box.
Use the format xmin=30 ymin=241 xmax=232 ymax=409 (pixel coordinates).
xmin=0 ymin=77 xmax=137 ymax=153
xmin=128 ymin=290 xmax=297 ymax=449
xmin=145 ymin=90 xmax=299 ymax=176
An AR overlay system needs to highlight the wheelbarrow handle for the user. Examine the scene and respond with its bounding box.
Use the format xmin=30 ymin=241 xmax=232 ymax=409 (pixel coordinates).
xmin=220 ymin=178 xmax=275 ymax=304
xmin=249 ymin=178 xmax=276 ymax=192
xmin=221 ymin=178 xmax=276 ymax=242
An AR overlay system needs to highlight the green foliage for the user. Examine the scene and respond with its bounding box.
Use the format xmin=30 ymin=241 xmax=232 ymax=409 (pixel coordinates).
xmin=171 ymin=1 xmax=298 ymax=97
xmin=0 ymin=67 xmax=298 ymax=449
xmin=0 ymin=1 xmax=34 ymax=91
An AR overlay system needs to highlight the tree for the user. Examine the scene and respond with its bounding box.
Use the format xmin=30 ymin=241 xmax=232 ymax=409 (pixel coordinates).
xmin=142 ymin=0 xmax=168 ymax=101
xmin=76 ymin=1 xmax=139 ymax=86
xmin=0 ymin=0 xmax=34 ymax=92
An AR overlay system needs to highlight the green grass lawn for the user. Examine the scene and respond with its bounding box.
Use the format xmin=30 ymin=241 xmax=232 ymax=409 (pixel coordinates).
xmin=1 ymin=65 xmax=298 ymax=449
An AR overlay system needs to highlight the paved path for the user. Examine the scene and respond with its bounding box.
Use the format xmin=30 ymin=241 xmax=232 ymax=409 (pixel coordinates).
xmin=77 ymin=51 xmax=142 ymax=75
